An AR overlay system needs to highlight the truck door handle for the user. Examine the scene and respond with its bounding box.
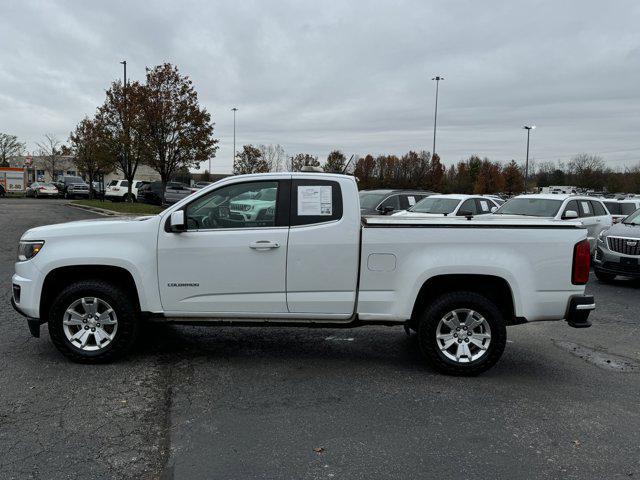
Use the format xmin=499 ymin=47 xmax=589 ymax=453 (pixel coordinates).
xmin=249 ymin=240 xmax=280 ymax=250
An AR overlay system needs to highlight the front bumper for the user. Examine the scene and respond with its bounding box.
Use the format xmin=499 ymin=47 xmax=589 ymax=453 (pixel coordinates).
xmin=565 ymin=295 xmax=595 ymax=328
xmin=11 ymin=296 xmax=44 ymax=337
xmin=593 ymin=246 xmax=640 ymax=278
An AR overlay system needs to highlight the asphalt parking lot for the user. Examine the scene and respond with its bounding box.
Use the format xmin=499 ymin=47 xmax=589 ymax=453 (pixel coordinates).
xmin=1 ymin=197 xmax=639 ymax=480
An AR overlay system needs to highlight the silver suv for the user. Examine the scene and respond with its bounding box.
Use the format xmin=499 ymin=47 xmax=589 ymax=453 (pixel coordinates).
xmin=593 ymin=207 xmax=640 ymax=281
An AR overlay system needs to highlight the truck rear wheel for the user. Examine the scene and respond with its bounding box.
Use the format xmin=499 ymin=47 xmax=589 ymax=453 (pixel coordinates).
xmin=48 ymin=280 xmax=140 ymax=363
xmin=417 ymin=291 xmax=506 ymax=376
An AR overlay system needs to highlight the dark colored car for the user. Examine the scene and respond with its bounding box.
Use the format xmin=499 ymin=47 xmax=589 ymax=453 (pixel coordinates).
xmin=137 ymin=182 xmax=164 ymax=206
xmin=0 ymin=184 xmax=6 ymax=197
xmin=138 ymin=181 xmax=195 ymax=206
xmin=359 ymin=189 xmax=434 ymax=215
xmin=594 ymin=208 xmax=640 ymax=280
xmin=54 ymin=176 xmax=90 ymax=199
xmin=164 ymin=182 xmax=195 ymax=204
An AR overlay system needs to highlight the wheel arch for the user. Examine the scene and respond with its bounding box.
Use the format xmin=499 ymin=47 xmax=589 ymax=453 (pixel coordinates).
xmin=40 ymin=265 xmax=141 ymax=320
xmin=410 ymin=274 xmax=517 ymax=326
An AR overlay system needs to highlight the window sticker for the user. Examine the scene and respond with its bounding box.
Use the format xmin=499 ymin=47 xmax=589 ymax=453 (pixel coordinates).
xmin=580 ymin=201 xmax=590 ymax=214
xmin=480 ymin=200 xmax=490 ymax=212
xmin=407 ymin=196 xmax=416 ymax=206
xmin=298 ymin=185 xmax=333 ymax=216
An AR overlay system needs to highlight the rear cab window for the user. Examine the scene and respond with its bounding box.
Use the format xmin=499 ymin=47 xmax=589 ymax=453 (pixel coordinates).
xmin=291 ymin=179 xmax=343 ymax=226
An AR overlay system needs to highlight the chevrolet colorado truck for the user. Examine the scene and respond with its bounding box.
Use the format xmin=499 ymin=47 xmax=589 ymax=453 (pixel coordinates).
xmin=11 ymin=173 xmax=594 ymax=375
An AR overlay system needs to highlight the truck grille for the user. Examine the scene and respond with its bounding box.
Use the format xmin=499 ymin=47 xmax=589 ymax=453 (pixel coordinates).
xmin=608 ymin=236 xmax=640 ymax=256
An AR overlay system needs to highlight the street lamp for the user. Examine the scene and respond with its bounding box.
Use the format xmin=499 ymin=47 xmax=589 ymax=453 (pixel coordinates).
xmin=522 ymin=125 xmax=536 ymax=192
xmin=231 ymin=107 xmax=238 ymax=164
xmin=431 ymin=76 xmax=444 ymax=156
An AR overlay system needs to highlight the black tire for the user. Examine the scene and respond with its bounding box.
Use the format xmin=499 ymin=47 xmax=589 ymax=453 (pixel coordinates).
xmin=594 ymin=269 xmax=616 ymax=282
xmin=48 ymin=280 xmax=140 ymax=363
xmin=417 ymin=291 xmax=507 ymax=376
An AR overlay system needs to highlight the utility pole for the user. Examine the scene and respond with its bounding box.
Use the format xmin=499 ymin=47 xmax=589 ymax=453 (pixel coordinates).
xmin=231 ymin=107 xmax=238 ymax=165
xmin=522 ymin=125 xmax=536 ymax=192
xmin=431 ymin=76 xmax=444 ymax=157
xmin=119 ymin=60 xmax=129 ymax=200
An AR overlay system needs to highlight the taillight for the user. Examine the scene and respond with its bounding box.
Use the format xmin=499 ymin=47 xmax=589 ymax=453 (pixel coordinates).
xmin=39 ymin=187 xmax=45 ymax=191
xmin=572 ymin=239 xmax=591 ymax=285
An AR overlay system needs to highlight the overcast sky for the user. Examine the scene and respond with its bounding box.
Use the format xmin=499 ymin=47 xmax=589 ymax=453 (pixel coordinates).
xmin=1 ymin=0 xmax=639 ymax=173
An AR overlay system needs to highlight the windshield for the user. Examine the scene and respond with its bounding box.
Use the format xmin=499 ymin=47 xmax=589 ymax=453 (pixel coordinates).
xmin=410 ymin=197 xmax=460 ymax=214
xmin=359 ymin=192 xmax=388 ymax=210
xmin=495 ymin=198 xmax=563 ymax=217
xmin=623 ymin=209 xmax=640 ymax=225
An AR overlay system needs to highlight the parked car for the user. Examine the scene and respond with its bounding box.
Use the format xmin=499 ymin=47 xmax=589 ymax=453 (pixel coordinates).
xmin=26 ymin=182 xmax=58 ymax=198
xmin=493 ymin=194 xmax=612 ymax=253
xmin=601 ymin=199 xmax=640 ymax=224
xmin=193 ymin=181 xmax=212 ymax=189
xmin=105 ymin=179 xmax=148 ymax=202
xmin=137 ymin=181 xmax=195 ymax=206
xmin=0 ymin=184 xmax=5 ymax=197
xmin=54 ymin=176 xmax=90 ymax=199
xmin=482 ymin=194 xmax=506 ymax=206
xmin=12 ymin=172 xmax=594 ymax=375
xmin=392 ymin=194 xmax=501 ymax=217
xmin=164 ymin=181 xmax=196 ymax=204
xmin=593 ymin=207 xmax=640 ymax=281
xmin=359 ymin=189 xmax=433 ymax=215
xmin=137 ymin=181 xmax=164 ymax=205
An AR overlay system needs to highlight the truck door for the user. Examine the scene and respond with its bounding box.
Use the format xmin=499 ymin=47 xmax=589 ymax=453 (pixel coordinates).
xmin=157 ymin=178 xmax=290 ymax=314
xmin=286 ymin=178 xmax=360 ymax=315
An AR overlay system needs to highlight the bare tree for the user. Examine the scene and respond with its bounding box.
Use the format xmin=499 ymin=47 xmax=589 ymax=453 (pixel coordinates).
xmin=36 ymin=134 xmax=63 ymax=181
xmin=0 ymin=133 xmax=26 ymax=166
xmin=259 ymin=144 xmax=286 ymax=172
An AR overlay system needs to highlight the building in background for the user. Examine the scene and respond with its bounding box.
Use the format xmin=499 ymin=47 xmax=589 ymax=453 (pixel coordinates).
xmin=8 ymin=155 xmax=161 ymax=185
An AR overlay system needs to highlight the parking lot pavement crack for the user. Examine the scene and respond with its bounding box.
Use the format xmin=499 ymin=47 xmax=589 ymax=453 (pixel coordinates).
xmin=554 ymin=340 xmax=640 ymax=372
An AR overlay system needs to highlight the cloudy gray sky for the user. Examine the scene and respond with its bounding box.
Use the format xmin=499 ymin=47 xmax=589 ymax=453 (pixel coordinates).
xmin=1 ymin=0 xmax=639 ymax=173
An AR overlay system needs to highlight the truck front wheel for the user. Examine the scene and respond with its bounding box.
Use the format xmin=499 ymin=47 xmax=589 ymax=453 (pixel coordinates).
xmin=418 ymin=291 xmax=507 ymax=376
xmin=48 ymin=280 xmax=140 ymax=363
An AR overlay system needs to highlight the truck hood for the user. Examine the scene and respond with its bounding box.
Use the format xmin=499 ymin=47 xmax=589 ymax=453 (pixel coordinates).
xmin=21 ymin=216 xmax=158 ymax=240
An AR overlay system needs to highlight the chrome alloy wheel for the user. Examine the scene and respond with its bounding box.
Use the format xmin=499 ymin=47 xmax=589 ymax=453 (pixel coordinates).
xmin=62 ymin=297 xmax=118 ymax=351
xmin=436 ymin=309 xmax=491 ymax=363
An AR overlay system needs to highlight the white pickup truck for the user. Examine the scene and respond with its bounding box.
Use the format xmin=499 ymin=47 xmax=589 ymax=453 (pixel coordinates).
xmin=11 ymin=173 xmax=595 ymax=375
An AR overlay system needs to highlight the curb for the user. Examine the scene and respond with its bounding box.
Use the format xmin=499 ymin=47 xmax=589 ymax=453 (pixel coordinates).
xmin=68 ymin=202 xmax=131 ymax=217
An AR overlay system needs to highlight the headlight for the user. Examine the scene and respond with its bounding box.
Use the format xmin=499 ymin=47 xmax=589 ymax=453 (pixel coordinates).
xmin=598 ymin=230 xmax=607 ymax=243
xmin=18 ymin=241 xmax=45 ymax=261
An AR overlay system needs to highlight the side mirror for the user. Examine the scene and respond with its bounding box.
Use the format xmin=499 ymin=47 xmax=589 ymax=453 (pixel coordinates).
xmin=458 ymin=210 xmax=473 ymax=217
xmin=170 ymin=210 xmax=186 ymax=232
xmin=490 ymin=206 xmax=498 ymax=213
xmin=563 ymin=210 xmax=579 ymax=219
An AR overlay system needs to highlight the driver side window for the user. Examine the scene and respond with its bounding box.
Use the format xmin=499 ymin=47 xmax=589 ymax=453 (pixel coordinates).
xmin=185 ymin=181 xmax=279 ymax=230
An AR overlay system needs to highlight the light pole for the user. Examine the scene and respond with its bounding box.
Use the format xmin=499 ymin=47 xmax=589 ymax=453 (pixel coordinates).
xmin=522 ymin=125 xmax=536 ymax=192
xmin=120 ymin=60 xmax=128 ymax=200
xmin=431 ymin=76 xmax=444 ymax=157
xmin=231 ymin=107 xmax=238 ymax=164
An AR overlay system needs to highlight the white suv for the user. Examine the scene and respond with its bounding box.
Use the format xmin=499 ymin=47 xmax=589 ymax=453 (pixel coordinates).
xmin=105 ymin=180 xmax=148 ymax=202
xmin=494 ymin=194 xmax=612 ymax=253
